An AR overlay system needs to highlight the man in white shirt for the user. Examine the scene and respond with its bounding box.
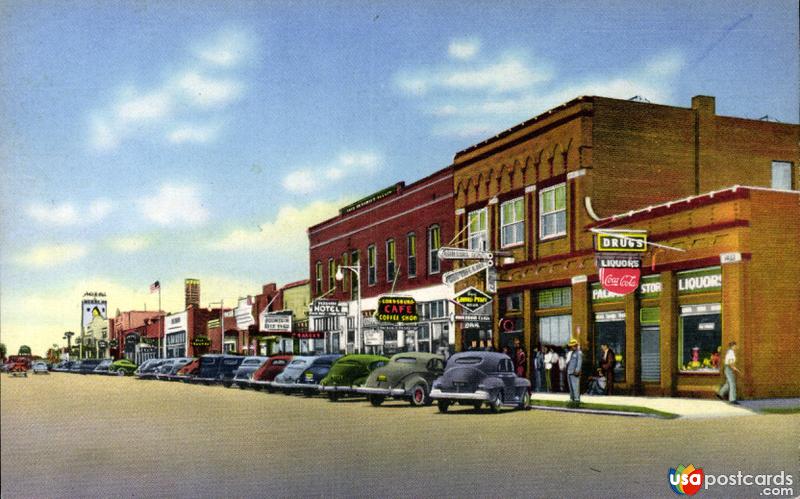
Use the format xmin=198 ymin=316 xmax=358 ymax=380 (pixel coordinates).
xmin=716 ymin=341 xmax=741 ymax=404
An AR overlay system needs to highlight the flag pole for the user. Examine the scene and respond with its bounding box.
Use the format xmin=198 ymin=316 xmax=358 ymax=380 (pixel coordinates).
xmin=159 ymin=283 xmax=164 ymax=359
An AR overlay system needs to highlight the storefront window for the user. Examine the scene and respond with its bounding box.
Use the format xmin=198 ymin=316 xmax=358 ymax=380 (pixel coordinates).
xmin=500 ymin=197 xmax=525 ymax=247
xmin=468 ymin=208 xmax=488 ymax=250
xmin=538 ymin=315 xmax=572 ymax=346
xmin=428 ymin=225 xmax=441 ymax=274
xmin=594 ymin=312 xmax=626 ymax=382
xmin=539 ymin=183 xmax=566 ymax=239
xmin=679 ymin=304 xmax=722 ymax=373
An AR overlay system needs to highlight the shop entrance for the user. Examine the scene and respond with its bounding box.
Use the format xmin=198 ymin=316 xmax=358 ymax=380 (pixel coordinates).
xmin=640 ymin=326 xmax=661 ymax=383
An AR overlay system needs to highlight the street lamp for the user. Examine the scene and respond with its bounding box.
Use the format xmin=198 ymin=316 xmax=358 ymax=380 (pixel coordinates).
xmin=208 ymin=300 xmax=225 ymax=354
xmin=63 ymin=331 xmax=75 ymax=359
xmin=335 ymin=263 xmax=362 ymax=354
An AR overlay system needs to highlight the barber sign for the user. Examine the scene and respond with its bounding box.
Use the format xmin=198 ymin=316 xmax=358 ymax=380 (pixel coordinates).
xmin=599 ymin=267 xmax=641 ymax=295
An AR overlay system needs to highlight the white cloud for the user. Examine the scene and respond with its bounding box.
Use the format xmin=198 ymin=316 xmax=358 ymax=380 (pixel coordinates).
xmin=136 ymin=184 xmax=209 ymax=227
xmin=167 ymin=124 xmax=220 ymax=144
xmin=194 ymin=28 xmax=253 ymax=67
xmin=282 ymin=151 xmax=382 ymax=194
xmin=107 ymin=236 xmax=151 ymax=253
xmin=400 ymin=48 xmax=686 ymax=139
xmin=448 ymin=38 xmax=480 ymax=60
xmin=15 ymin=243 xmax=89 ymax=269
xmin=89 ymin=115 xmax=119 ymax=151
xmin=116 ymin=90 xmax=172 ymax=122
xmin=177 ymin=72 xmax=242 ymax=107
xmin=26 ymin=198 xmax=113 ymax=226
xmin=208 ymin=199 xmax=346 ymax=252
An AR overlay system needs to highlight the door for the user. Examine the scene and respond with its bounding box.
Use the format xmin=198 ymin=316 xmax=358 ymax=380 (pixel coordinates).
xmin=640 ymin=326 xmax=661 ymax=383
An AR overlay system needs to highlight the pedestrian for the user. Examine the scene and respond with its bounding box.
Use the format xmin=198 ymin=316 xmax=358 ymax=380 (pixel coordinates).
xmin=515 ymin=342 xmax=527 ymax=378
xmin=543 ymin=347 xmax=553 ymax=392
xmin=558 ymin=348 xmax=567 ymax=392
xmin=566 ymin=338 xmax=582 ymax=404
xmin=717 ymin=341 xmax=741 ymax=404
xmin=585 ymin=369 xmax=607 ymax=395
xmin=599 ymin=343 xmax=616 ymax=395
xmin=534 ymin=344 xmax=545 ymax=392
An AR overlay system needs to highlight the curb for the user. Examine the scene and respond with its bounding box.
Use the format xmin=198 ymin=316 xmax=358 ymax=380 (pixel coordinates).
xmin=530 ymin=404 xmax=674 ymax=419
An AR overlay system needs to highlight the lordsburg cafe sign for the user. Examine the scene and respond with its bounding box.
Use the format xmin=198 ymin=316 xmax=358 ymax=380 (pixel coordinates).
xmin=376 ymin=296 xmax=418 ymax=323
xmin=593 ymin=230 xmax=648 ymax=295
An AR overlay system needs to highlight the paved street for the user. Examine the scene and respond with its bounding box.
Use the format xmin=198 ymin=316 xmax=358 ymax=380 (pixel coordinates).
xmin=2 ymin=373 xmax=797 ymax=498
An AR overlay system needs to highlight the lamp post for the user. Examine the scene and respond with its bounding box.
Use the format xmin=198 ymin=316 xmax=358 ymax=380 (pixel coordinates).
xmin=335 ymin=263 xmax=362 ymax=354
xmin=63 ymin=331 xmax=75 ymax=360
xmin=208 ymin=300 xmax=225 ymax=354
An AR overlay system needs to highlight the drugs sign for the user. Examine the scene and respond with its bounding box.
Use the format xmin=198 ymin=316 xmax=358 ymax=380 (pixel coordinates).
xmin=376 ymin=296 xmax=418 ymax=323
xmin=594 ymin=232 xmax=648 ymax=252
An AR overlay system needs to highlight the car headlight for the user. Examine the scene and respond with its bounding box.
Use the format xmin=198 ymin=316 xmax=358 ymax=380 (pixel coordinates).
xmin=377 ymin=374 xmax=387 ymax=382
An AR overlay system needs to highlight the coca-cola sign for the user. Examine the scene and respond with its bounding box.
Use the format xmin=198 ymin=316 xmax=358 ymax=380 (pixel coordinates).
xmin=599 ymin=267 xmax=641 ymax=295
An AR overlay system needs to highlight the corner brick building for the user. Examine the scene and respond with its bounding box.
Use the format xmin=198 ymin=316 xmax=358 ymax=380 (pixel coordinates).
xmin=450 ymin=95 xmax=799 ymax=398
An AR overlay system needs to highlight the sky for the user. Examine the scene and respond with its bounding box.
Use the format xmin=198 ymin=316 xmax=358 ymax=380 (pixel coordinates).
xmin=0 ymin=1 xmax=797 ymax=355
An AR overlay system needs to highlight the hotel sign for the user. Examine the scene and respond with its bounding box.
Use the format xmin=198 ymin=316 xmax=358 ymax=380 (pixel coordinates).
xmin=594 ymin=231 xmax=648 ymax=252
xmin=309 ymin=299 xmax=348 ymax=316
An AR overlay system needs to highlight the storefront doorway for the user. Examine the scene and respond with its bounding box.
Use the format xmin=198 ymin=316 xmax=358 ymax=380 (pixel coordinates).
xmin=640 ymin=326 xmax=661 ymax=383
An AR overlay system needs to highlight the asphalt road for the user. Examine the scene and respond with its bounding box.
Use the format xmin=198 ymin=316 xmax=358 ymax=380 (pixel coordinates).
xmin=2 ymin=373 xmax=797 ymax=498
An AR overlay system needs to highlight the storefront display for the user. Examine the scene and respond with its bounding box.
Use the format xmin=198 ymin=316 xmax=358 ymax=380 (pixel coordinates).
xmin=679 ymin=304 xmax=722 ymax=372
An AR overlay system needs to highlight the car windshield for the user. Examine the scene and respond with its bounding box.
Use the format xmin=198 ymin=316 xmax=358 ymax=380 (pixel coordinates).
xmin=271 ymin=360 xmax=287 ymax=366
xmin=242 ymin=359 xmax=261 ymax=365
xmin=223 ymin=359 xmax=241 ymax=365
xmin=454 ymin=357 xmax=483 ymax=365
xmin=289 ymin=360 xmax=308 ymax=366
xmin=201 ymin=357 xmax=218 ymax=365
xmin=394 ymin=357 xmax=417 ymax=364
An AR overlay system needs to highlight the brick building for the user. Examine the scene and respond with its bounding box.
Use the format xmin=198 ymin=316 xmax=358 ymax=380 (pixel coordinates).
xmin=308 ymin=167 xmax=456 ymax=355
xmin=450 ymin=94 xmax=798 ymax=398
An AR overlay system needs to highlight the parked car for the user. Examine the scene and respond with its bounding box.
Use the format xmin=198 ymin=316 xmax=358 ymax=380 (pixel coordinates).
xmin=357 ymin=352 xmax=445 ymax=406
xmin=156 ymin=357 xmax=194 ymax=380
xmin=93 ymin=359 xmax=114 ymax=375
xmin=319 ymin=354 xmax=390 ymax=401
xmin=175 ymin=358 xmax=201 ymax=382
xmin=294 ymin=354 xmax=344 ymax=396
xmin=110 ymin=359 xmax=138 ymax=376
xmin=430 ymin=351 xmax=531 ymax=413
xmin=193 ymin=355 xmax=245 ymax=386
xmin=249 ymin=355 xmax=293 ymax=391
xmin=52 ymin=361 xmax=75 ymax=372
xmin=230 ymin=356 xmax=269 ymax=389
xmin=134 ymin=359 xmax=165 ymax=379
xmin=78 ymin=359 xmax=102 ymax=374
xmin=32 ymin=361 xmax=50 ymax=374
xmin=69 ymin=361 xmax=83 ymax=373
xmin=269 ymin=356 xmax=317 ymax=393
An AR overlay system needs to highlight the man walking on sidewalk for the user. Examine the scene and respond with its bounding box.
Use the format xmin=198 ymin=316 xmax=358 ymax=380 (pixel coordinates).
xmin=566 ymin=338 xmax=582 ymax=404
xmin=717 ymin=341 xmax=741 ymax=404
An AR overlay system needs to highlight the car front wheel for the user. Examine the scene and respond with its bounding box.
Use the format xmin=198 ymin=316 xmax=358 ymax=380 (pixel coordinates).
xmin=489 ymin=392 xmax=503 ymax=413
xmin=409 ymin=385 xmax=426 ymax=407
xmin=518 ymin=390 xmax=531 ymax=410
xmin=328 ymin=392 xmax=339 ymax=402
xmin=437 ymin=400 xmax=450 ymax=413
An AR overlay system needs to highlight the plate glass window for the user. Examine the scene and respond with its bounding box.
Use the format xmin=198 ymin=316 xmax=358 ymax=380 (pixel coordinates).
xmin=468 ymin=208 xmax=488 ymax=250
xmin=407 ymin=233 xmax=416 ymax=278
xmin=679 ymin=304 xmax=721 ymax=373
xmin=539 ymin=184 xmax=566 ymax=239
xmin=500 ymin=197 xmax=525 ymax=247
xmin=367 ymin=245 xmax=377 ymax=285
xmin=428 ymin=225 xmax=441 ymax=274
xmin=772 ymin=161 xmax=792 ymax=190
xmin=538 ymin=315 xmax=572 ymax=346
xmin=386 ymin=239 xmax=396 ymax=282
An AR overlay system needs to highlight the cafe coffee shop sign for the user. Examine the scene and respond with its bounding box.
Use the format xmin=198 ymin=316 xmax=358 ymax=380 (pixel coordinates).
xmin=376 ymin=296 xmax=418 ymax=323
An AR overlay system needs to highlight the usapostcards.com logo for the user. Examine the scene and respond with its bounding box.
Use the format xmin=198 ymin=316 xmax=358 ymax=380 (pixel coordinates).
xmin=669 ymin=464 xmax=705 ymax=496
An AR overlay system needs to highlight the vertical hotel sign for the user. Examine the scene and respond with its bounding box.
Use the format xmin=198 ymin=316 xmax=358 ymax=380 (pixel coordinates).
xmin=593 ymin=230 xmax=647 ymax=295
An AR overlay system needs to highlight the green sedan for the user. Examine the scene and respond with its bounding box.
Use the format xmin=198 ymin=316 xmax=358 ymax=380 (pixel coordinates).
xmin=109 ymin=359 xmax=138 ymax=376
xmin=356 ymin=352 xmax=445 ymax=407
xmin=319 ymin=354 xmax=389 ymax=401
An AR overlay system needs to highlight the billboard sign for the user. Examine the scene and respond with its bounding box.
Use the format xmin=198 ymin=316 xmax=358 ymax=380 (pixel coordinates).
xmin=81 ymin=292 xmax=107 ymax=329
xmin=235 ymin=297 xmax=255 ymax=329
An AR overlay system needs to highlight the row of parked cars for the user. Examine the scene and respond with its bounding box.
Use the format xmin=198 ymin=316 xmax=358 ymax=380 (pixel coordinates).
xmin=89 ymin=351 xmax=532 ymax=412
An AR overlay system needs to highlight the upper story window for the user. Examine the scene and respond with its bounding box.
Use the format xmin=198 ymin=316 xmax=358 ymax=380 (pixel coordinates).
xmin=772 ymin=161 xmax=792 ymax=190
xmin=539 ymin=183 xmax=567 ymax=239
xmin=327 ymin=258 xmax=335 ymax=292
xmin=407 ymin=233 xmax=417 ymax=278
xmin=537 ymin=287 xmax=572 ymax=309
xmin=350 ymin=250 xmax=360 ymax=300
xmin=428 ymin=225 xmax=441 ymax=274
xmin=367 ymin=245 xmax=377 ymax=285
xmin=468 ymin=208 xmax=488 ymax=250
xmin=315 ymin=261 xmax=322 ymax=296
xmin=500 ymin=197 xmax=525 ymax=247
xmin=386 ymin=238 xmax=396 ymax=282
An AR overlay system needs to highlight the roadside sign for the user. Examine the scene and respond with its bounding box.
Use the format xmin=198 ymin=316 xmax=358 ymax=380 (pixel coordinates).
xmin=437 ymin=247 xmax=493 ymax=260
xmin=454 ymin=286 xmax=492 ymax=312
xmin=442 ymin=260 xmax=493 ymax=286
xmin=594 ymin=231 xmax=648 ymax=252
xmin=376 ymin=296 xmax=418 ymax=323
xmin=309 ymin=299 xmax=348 ymax=317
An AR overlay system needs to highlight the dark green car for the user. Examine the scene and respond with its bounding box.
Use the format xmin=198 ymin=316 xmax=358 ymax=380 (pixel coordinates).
xmin=319 ymin=354 xmax=390 ymax=401
xmin=110 ymin=359 xmax=138 ymax=376
xmin=356 ymin=352 xmax=445 ymax=407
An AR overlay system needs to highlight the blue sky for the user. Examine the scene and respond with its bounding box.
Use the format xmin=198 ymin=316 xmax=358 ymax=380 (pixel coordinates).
xmin=1 ymin=1 xmax=797 ymax=354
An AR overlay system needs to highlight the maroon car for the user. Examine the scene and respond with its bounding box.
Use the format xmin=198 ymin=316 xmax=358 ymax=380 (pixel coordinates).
xmin=249 ymin=355 xmax=292 ymax=392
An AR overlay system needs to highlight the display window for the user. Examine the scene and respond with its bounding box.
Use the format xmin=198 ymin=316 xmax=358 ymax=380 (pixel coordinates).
xmin=678 ymin=303 xmax=722 ymax=373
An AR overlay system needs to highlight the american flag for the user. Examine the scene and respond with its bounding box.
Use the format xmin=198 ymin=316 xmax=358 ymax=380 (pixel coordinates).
xmin=150 ymin=281 xmax=160 ymax=293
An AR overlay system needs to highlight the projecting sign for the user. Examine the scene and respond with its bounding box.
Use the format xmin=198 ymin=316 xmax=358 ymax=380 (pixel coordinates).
xmin=595 ymin=255 xmax=642 ymax=268
xmin=376 ymin=296 xmax=418 ymax=323
xmin=442 ymin=260 xmax=493 ymax=286
xmin=262 ymin=313 xmax=293 ymax=333
xmin=437 ymin=247 xmax=493 ymax=260
xmin=453 ymin=314 xmax=492 ymax=322
xmin=454 ymin=286 xmax=492 ymax=312
xmin=309 ymin=299 xmax=348 ymax=316
xmin=598 ymin=267 xmax=641 ymax=295
xmin=594 ymin=232 xmax=648 ymax=252
xmin=486 ymin=266 xmax=498 ymax=293
xmin=192 ymin=336 xmax=211 ymax=347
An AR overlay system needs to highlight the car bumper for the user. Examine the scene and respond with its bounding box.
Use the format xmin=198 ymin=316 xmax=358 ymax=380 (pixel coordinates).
xmin=319 ymin=385 xmax=360 ymax=393
xmin=429 ymin=389 xmax=491 ymax=401
xmin=354 ymin=386 xmax=406 ymax=397
xmin=268 ymin=380 xmax=301 ymax=390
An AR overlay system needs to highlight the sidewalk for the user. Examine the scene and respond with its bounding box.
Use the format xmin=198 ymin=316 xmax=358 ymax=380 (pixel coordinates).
xmin=529 ymin=392 xmax=759 ymax=419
